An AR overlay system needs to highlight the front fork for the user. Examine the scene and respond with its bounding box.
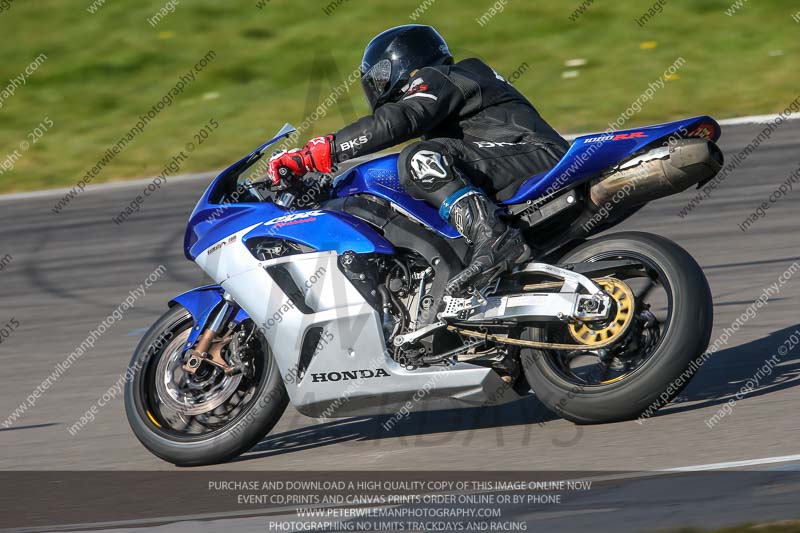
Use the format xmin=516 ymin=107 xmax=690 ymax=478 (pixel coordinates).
xmin=182 ymin=293 xmax=241 ymax=375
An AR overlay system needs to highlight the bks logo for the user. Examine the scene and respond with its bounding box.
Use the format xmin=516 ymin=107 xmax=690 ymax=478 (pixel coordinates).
xmin=340 ymin=135 xmax=368 ymax=153
xmin=311 ymin=368 xmax=391 ymax=383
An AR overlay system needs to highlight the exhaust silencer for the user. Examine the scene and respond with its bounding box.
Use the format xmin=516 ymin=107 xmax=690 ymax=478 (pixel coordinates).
xmin=589 ymin=138 xmax=724 ymax=208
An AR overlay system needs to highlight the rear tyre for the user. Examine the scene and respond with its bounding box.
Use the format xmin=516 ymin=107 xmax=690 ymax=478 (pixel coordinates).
xmin=124 ymin=305 xmax=288 ymax=466
xmin=521 ymin=231 xmax=713 ymax=424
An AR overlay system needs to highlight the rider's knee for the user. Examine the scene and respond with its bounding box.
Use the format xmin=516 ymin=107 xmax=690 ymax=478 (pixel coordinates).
xmin=399 ymin=141 xmax=437 ymax=188
xmin=398 ymin=141 xmax=457 ymax=193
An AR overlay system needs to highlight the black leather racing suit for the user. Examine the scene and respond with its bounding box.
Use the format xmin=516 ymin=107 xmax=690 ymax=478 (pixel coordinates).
xmin=333 ymin=58 xmax=569 ymax=205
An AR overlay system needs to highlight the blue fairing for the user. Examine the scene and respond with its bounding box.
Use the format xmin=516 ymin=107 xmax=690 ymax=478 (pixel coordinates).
xmin=184 ymin=158 xmax=394 ymax=261
xmin=242 ymin=208 xmax=395 ymax=255
xmin=170 ymin=285 xmax=250 ymax=348
xmin=501 ymin=116 xmax=721 ymax=205
xmin=334 ymin=154 xmax=461 ymax=239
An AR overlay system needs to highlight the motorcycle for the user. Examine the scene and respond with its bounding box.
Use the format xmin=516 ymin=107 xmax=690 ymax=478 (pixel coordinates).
xmin=125 ymin=117 xmax=722 ymax=465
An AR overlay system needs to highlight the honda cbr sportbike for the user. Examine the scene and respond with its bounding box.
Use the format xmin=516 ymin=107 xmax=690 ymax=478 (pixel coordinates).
xmin=125 ymin=117 xmax=722 ymax=465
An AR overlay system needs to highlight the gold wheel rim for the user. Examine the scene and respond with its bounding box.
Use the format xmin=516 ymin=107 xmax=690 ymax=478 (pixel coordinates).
xmin=568 ymin=278 xmax=635 ymax=347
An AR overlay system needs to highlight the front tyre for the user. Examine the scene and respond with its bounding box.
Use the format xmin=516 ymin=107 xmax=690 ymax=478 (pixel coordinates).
xmin=521 ymin=231 xmax=713 ymax=424
xmin=124 ymin=305 xmax=288 ymax=466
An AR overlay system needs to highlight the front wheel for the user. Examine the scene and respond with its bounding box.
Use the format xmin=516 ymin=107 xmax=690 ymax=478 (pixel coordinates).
xmin=124 ymin=305 xmax=288 ymax=466
xmin=521 ymin=231 xmax=713 ymax=424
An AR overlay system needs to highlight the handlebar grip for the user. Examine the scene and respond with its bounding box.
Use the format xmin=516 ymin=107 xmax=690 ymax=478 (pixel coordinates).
xmin=271 ymin=165 xmax=293 ymax=186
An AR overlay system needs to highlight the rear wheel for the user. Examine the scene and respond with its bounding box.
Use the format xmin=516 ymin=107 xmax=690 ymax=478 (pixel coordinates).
xmin=124 ymin=305 xmax=288 ymax=466
xmin=520 ymin=232 xmax=712 ymax=424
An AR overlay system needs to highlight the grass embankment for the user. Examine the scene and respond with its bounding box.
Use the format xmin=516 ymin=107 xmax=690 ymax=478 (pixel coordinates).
xmin=0 ymin=0 xmax=798 ymax=192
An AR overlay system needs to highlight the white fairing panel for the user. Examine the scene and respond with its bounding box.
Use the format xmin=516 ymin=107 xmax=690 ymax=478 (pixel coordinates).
xmin=195 ymin=230 xmax=519 ymax=417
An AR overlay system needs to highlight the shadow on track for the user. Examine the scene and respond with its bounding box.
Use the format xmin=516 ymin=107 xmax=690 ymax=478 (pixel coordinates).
xmin=658 ymin=324 xmax=800 ymax=416
xmin=237 ymin=394 xmax=563 ymax=463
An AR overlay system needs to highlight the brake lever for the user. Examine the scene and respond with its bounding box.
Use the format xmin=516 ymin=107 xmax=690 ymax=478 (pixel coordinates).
xmin=265 ymin=166 xmax=290 ymax=191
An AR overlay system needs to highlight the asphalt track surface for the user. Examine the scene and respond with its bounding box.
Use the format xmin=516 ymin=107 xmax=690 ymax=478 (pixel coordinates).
xmin=1 ymin=120 xmax=799 ymax=531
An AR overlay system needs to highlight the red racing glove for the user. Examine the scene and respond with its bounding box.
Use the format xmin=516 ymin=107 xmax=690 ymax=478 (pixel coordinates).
xmin=267 ymin=135 xmax=334 ymax=185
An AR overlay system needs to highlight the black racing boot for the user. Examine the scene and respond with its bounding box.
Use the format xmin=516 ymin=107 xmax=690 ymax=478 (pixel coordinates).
xmin=446 ymin=191 xmax=530 ymax=295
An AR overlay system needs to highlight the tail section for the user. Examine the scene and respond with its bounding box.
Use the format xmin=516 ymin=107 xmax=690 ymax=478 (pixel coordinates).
xmin=502 ymin=116 xmax=722 ymax=205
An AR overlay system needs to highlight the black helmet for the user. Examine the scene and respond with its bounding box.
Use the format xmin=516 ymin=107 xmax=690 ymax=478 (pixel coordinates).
xmin=361 ymin=25 xmax=453 ymax=111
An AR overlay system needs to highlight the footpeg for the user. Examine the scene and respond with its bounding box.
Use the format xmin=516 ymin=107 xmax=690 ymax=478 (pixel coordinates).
xmin=393 ymin=320 xmax=447 ymax=347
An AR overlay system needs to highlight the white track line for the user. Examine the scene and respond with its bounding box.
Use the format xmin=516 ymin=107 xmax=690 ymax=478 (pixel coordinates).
xmin=1 ymin=113 xmax=797 ymax=203
xmin=563 ymin=112 xmax=800 ymax=140
xmin=567 ymin=454 xmax=800 ymax=489
xmin=661 ymin=453 xmax=800 ymax=472
xmin=717 ymin=113 xmax=800 ymax=126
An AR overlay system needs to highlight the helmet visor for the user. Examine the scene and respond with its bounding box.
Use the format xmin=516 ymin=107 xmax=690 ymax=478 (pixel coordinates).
xmin=362 ymin=59 xmax=392 ymax=111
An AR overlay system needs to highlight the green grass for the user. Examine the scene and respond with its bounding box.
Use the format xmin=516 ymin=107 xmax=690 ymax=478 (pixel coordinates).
xmin=0 ymin=0 xmax=798 ymax=192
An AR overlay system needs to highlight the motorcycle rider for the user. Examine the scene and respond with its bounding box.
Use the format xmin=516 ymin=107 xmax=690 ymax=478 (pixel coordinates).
xmin=268 ymin=25 xmax=569 ymax=294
